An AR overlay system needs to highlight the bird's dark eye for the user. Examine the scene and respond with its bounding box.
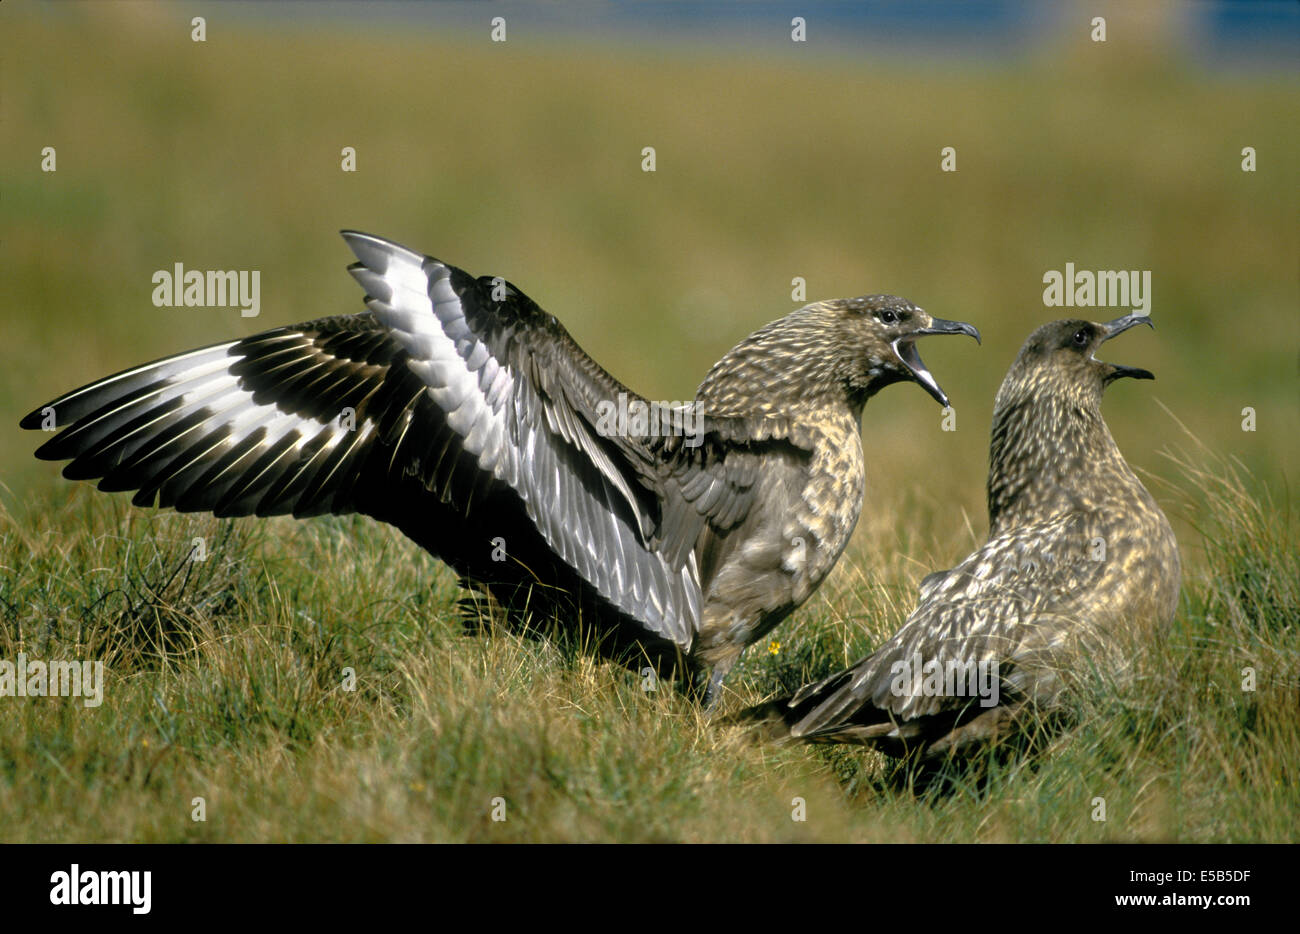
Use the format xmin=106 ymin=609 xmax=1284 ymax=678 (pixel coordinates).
xmin=1072 ymin=328 xmax=1089 ymax=347
xmin=880 ymin=309 xmax=898 ymax=325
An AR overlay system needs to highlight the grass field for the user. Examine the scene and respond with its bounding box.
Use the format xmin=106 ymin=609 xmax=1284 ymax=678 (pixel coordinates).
xmin=1 ymin=5 xmax=1296 ymax=842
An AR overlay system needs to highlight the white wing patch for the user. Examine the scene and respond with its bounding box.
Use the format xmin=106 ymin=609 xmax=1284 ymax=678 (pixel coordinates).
xmin=340 ymin=232 xmax=701 ymax=647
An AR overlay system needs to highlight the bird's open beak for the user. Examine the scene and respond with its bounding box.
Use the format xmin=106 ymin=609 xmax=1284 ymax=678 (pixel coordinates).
xmin=1097 ymin=313 xmax=1155 ymax=383
xmin=892 ymin=318 xmax=981 ymax=408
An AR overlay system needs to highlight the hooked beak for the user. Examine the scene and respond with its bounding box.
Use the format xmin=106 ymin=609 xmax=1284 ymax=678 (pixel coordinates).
xmin=1098 ymin=312 xmax=1155 ymax=383
xmin=892 ymin=318 xmax=981 ymax=408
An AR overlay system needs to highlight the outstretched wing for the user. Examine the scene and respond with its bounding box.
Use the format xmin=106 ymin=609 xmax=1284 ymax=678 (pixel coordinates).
xmin=783 ymin=511 xmax=1111 ymax=740
xmin=19 ymin=231 xmax=774 ymax=648
xmin=20 ymin=314 xmax=404 ymax=518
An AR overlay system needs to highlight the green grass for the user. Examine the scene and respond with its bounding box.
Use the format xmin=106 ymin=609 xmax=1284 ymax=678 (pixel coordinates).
xmin=1 ymin=431 xmax=1295 ymax=842
xmin=1 ymin=8 xmax=1296 ymax=841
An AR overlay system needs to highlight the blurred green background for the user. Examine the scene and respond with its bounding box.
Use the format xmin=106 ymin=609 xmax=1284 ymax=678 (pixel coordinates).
xmin=3 ymin=2 xmax=1296 ymax=555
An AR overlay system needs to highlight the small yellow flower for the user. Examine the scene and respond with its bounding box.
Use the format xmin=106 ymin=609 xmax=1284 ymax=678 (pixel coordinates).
xmin=141 ymin=738 xmax=150 ymax=748
xmin=768 ymin=641 xmax=781 ymax=655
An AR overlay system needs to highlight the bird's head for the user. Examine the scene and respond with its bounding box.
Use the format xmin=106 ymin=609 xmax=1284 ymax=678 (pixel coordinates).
xmin=697 ymin=295 xmax=979 ymax=418
xmin=987 ymin=313 xmax=1158 ymax=533
xmin=827 ymin=295 xmax=981 ymax=408
xmin=1004 ymin=313 xmax=1155 ymax=409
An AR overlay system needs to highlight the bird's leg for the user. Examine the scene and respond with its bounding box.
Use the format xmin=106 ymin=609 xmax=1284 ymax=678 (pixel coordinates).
xmin=701 ymin=656 xmax=739 ymax=713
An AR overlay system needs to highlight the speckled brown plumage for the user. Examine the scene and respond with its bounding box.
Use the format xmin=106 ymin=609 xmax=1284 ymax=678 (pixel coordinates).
xmin=678 ymin=297 xmax=980 ymax=700
xmin=20 ymin=232 xmax=980 ymax=706
xmin=747 ymin=313 xmax=1180 ymax=753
